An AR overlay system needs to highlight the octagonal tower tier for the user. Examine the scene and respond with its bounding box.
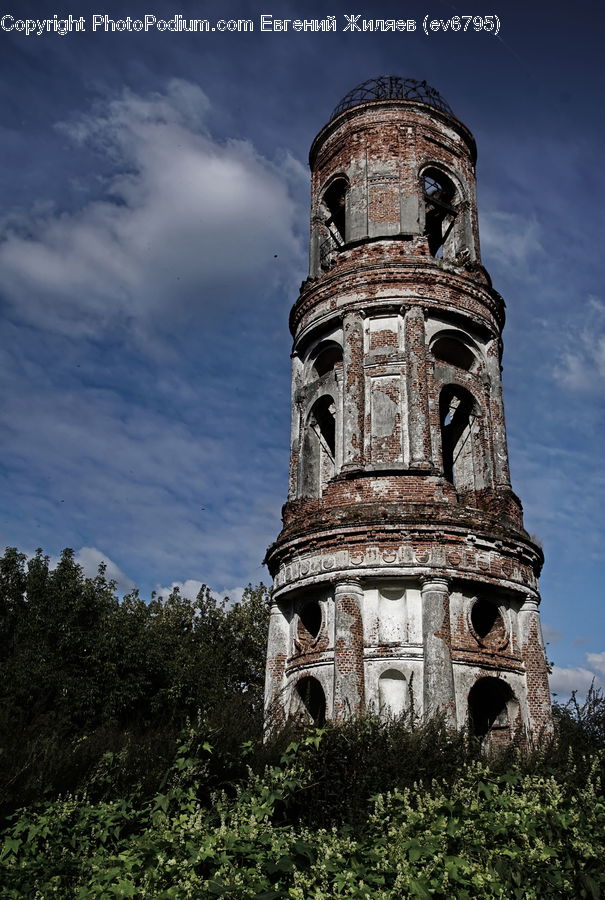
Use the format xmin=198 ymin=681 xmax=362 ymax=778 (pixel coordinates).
xmin=264 ymin=77 xmax=552 ymax=745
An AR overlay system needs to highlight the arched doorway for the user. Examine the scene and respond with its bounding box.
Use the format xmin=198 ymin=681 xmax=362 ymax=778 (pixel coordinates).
xmin=293 ymin=676 xmax=326 ymax=726
xmin=468 ymin=677 xmax=518 ymax=748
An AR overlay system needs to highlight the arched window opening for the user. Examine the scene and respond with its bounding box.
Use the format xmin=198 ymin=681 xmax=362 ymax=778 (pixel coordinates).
xmin=295 ymin=676 xmax=326 ymax=726
xmin=299 ymin=600 xmax=322 ymax=639
xmin=379 ymin=670 xmax=407 ymax=720
xmin=312 ymin=343 xmax=343 ymax=379
xmin=300 ymin=395 xmax=337 ymax=497
xmin=468 ymin=678 xmax=515 ymax=744
xmin=320 ymin=177 xmax=348 ymax=270
xmin=440 ymin=385 xmax=477 ymax=490
xmin=470 ymin=598 xmax=507 ymax=649
xmin=432 ymin=336 xmax=476 ymax=372
xmin=312 ymin=396 xmax=336 ymax=457
xmin=423 ymin=168 xmax=457 ymax=258
xmin=323 ymin=178 xmax=348 ymax=242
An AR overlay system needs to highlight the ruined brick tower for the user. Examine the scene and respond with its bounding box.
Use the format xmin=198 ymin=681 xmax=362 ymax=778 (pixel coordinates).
xmin=264 ymin=77 xmax=552 ymax=744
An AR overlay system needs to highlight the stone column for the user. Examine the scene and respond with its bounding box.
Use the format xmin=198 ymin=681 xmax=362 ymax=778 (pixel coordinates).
xmin=421 ymin=577 xmax=456 ymax=725
xmin=486 ymin=338 xmax=512 ymax=488
xmin=333 ymin=578 xmax=365 ymax=721
xmin=288 ymin=352 xmax=303 ymax=499
xmin=264 ymin=599 xmax=290 ymax=733
xmin=309 ymin=215 xmax=321 ymax=278
xmin=404 ymin=307 xmax=432 ymax=469
xmin=398 ymin=125 xmax=421 ymax=235
xmin=334 ymin=363 xmax=344 ymax=472
xmin=342 ymin=312 xmax=365 ymax=472
xmin=518 ymin=595 xmax=553 ymax=739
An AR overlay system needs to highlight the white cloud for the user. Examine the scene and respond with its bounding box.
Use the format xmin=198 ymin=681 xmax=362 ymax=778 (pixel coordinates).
xmin=0 ymin=79 xmax=304 ymax=341
xmin=213 ymin=585 xmax=246 ymax=606
xmin=74 ymin=546 xmax=136 ymax=593
xmin=479 ymin=210 xmax=545 ymax=274
xmin=25 ymin=545 xmax=135 ymax=594
xmin=586 ymin=652 xmax=605 ymax=678
xmin=155 ymin=579 xmax=206 ymax=601
xmin=154 ymin=579 xmax=246 ymax=607
xmin=550 ymin=653 xmax=605 ymax=698
xmin=553 ymin=295 xmax=605 ymax=392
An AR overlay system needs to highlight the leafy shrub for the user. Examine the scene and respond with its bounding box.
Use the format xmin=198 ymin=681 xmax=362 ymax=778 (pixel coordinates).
xmin=256 ymin=713 xmax=477 ymax=828
xmin=1 ymin=726 xmax=604 ymax=898
xmin=0 ymin=546 xmax=269 ymax=814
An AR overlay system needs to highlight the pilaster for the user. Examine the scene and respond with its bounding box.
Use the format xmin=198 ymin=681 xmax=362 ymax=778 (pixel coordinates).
xmin=421 ymin=576 xmax=456 ymax=724
xmin=486 ymin=338 xmax=512 ymax=488
xmin=288 ymin=352 xmax=303 ymax=499
xmin=264 ymin=600 xmax=290 ymax=731
xmin=342 ymin=311 xmax=365 ymax=471
xmin=333 ymin=578 xmax=365 ymax=720
xmin=404 ymin=306 xmax=433 ymax=469
xmin=518 ymin=596 xmax=553 ymax=738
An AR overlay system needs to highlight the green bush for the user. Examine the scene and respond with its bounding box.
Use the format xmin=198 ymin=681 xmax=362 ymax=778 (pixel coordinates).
xmin=0 ymin=546 xmax=269 ymax=814
xmin=1 ymin=725 xmax=604 ymax=898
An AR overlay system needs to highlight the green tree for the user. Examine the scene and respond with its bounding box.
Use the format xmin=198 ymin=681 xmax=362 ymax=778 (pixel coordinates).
xmin=0 ymin=547 xmax=269 ymax=812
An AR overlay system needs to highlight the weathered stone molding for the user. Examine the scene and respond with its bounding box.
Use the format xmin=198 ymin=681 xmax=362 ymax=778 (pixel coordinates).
xmin=270 ymin=536 xmax=541 ymax=599
xmin=290 ymin=264 xmax=504 ymax=339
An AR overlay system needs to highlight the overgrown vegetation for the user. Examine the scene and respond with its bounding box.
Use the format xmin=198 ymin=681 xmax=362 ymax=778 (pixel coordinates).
xmin=0 ymin=546 xmax=269 ymax=814
xmin=2 ymin=713 xmax=605 ymax=898
xmin=0 ymin=547 xmax=604 ymax=897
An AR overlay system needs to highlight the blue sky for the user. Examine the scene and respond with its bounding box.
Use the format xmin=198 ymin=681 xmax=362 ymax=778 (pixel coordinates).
xmin=0 ymin=0 xmax=603 ymax=697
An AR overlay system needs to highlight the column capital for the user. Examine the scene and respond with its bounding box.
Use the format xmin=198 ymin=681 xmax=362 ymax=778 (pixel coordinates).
xmin=335 ymin=576 xmax=363 ymax=592
xmin=520 ymin=593 xmax=541 ymax=613
xmin=420 ymin=575 xmax=450 ymax=592
xmin=404 ymin=304 xmax=426 ymax=320
xmin=342 ymin=308 xmax=365 ymax=324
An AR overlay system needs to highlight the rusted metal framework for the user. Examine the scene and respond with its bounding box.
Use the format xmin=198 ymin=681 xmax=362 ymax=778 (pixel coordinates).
xmin=330 ymin=76 xmax=454 ymax=121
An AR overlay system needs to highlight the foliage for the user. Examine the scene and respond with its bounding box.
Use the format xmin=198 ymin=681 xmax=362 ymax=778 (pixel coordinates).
xmin=1 ymin=726 xmax=604 ymax=898
xmin=553 ymin=685 xmax=605 ymax=753
xmin=0 ymin=547 xmax=269 ymax=814
xmin=257 ymin=713 xmax=478 ymax=828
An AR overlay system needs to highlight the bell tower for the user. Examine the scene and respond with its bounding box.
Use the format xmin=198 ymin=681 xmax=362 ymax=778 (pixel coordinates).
xmin=264 ymin=77 xmax=552 ymax=745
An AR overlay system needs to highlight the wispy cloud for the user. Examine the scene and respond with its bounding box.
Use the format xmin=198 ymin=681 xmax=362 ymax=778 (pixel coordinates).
xmin=550 ymin=652 xmax=605 ymax=698
xmin=586 ymin=652 xmax=605 ymax=678
xmin=0 ymin=79 xmax=305 ymax=344
xmin=0 ymin=353 xmax=286 ymax=592
xmin=553 ymin=296 xmax=605 ymax=393
xmin=0 ymin=79 xmax=302 ymax=594
xmin=154 ymin=578 xmax=247 ymax=606
xmin=479 ymin=210 xmax=545 ymax=275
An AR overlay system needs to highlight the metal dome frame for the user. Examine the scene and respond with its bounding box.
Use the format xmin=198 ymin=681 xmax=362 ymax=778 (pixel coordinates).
xmin=330 ymin=76 xmax=454 ymax=121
